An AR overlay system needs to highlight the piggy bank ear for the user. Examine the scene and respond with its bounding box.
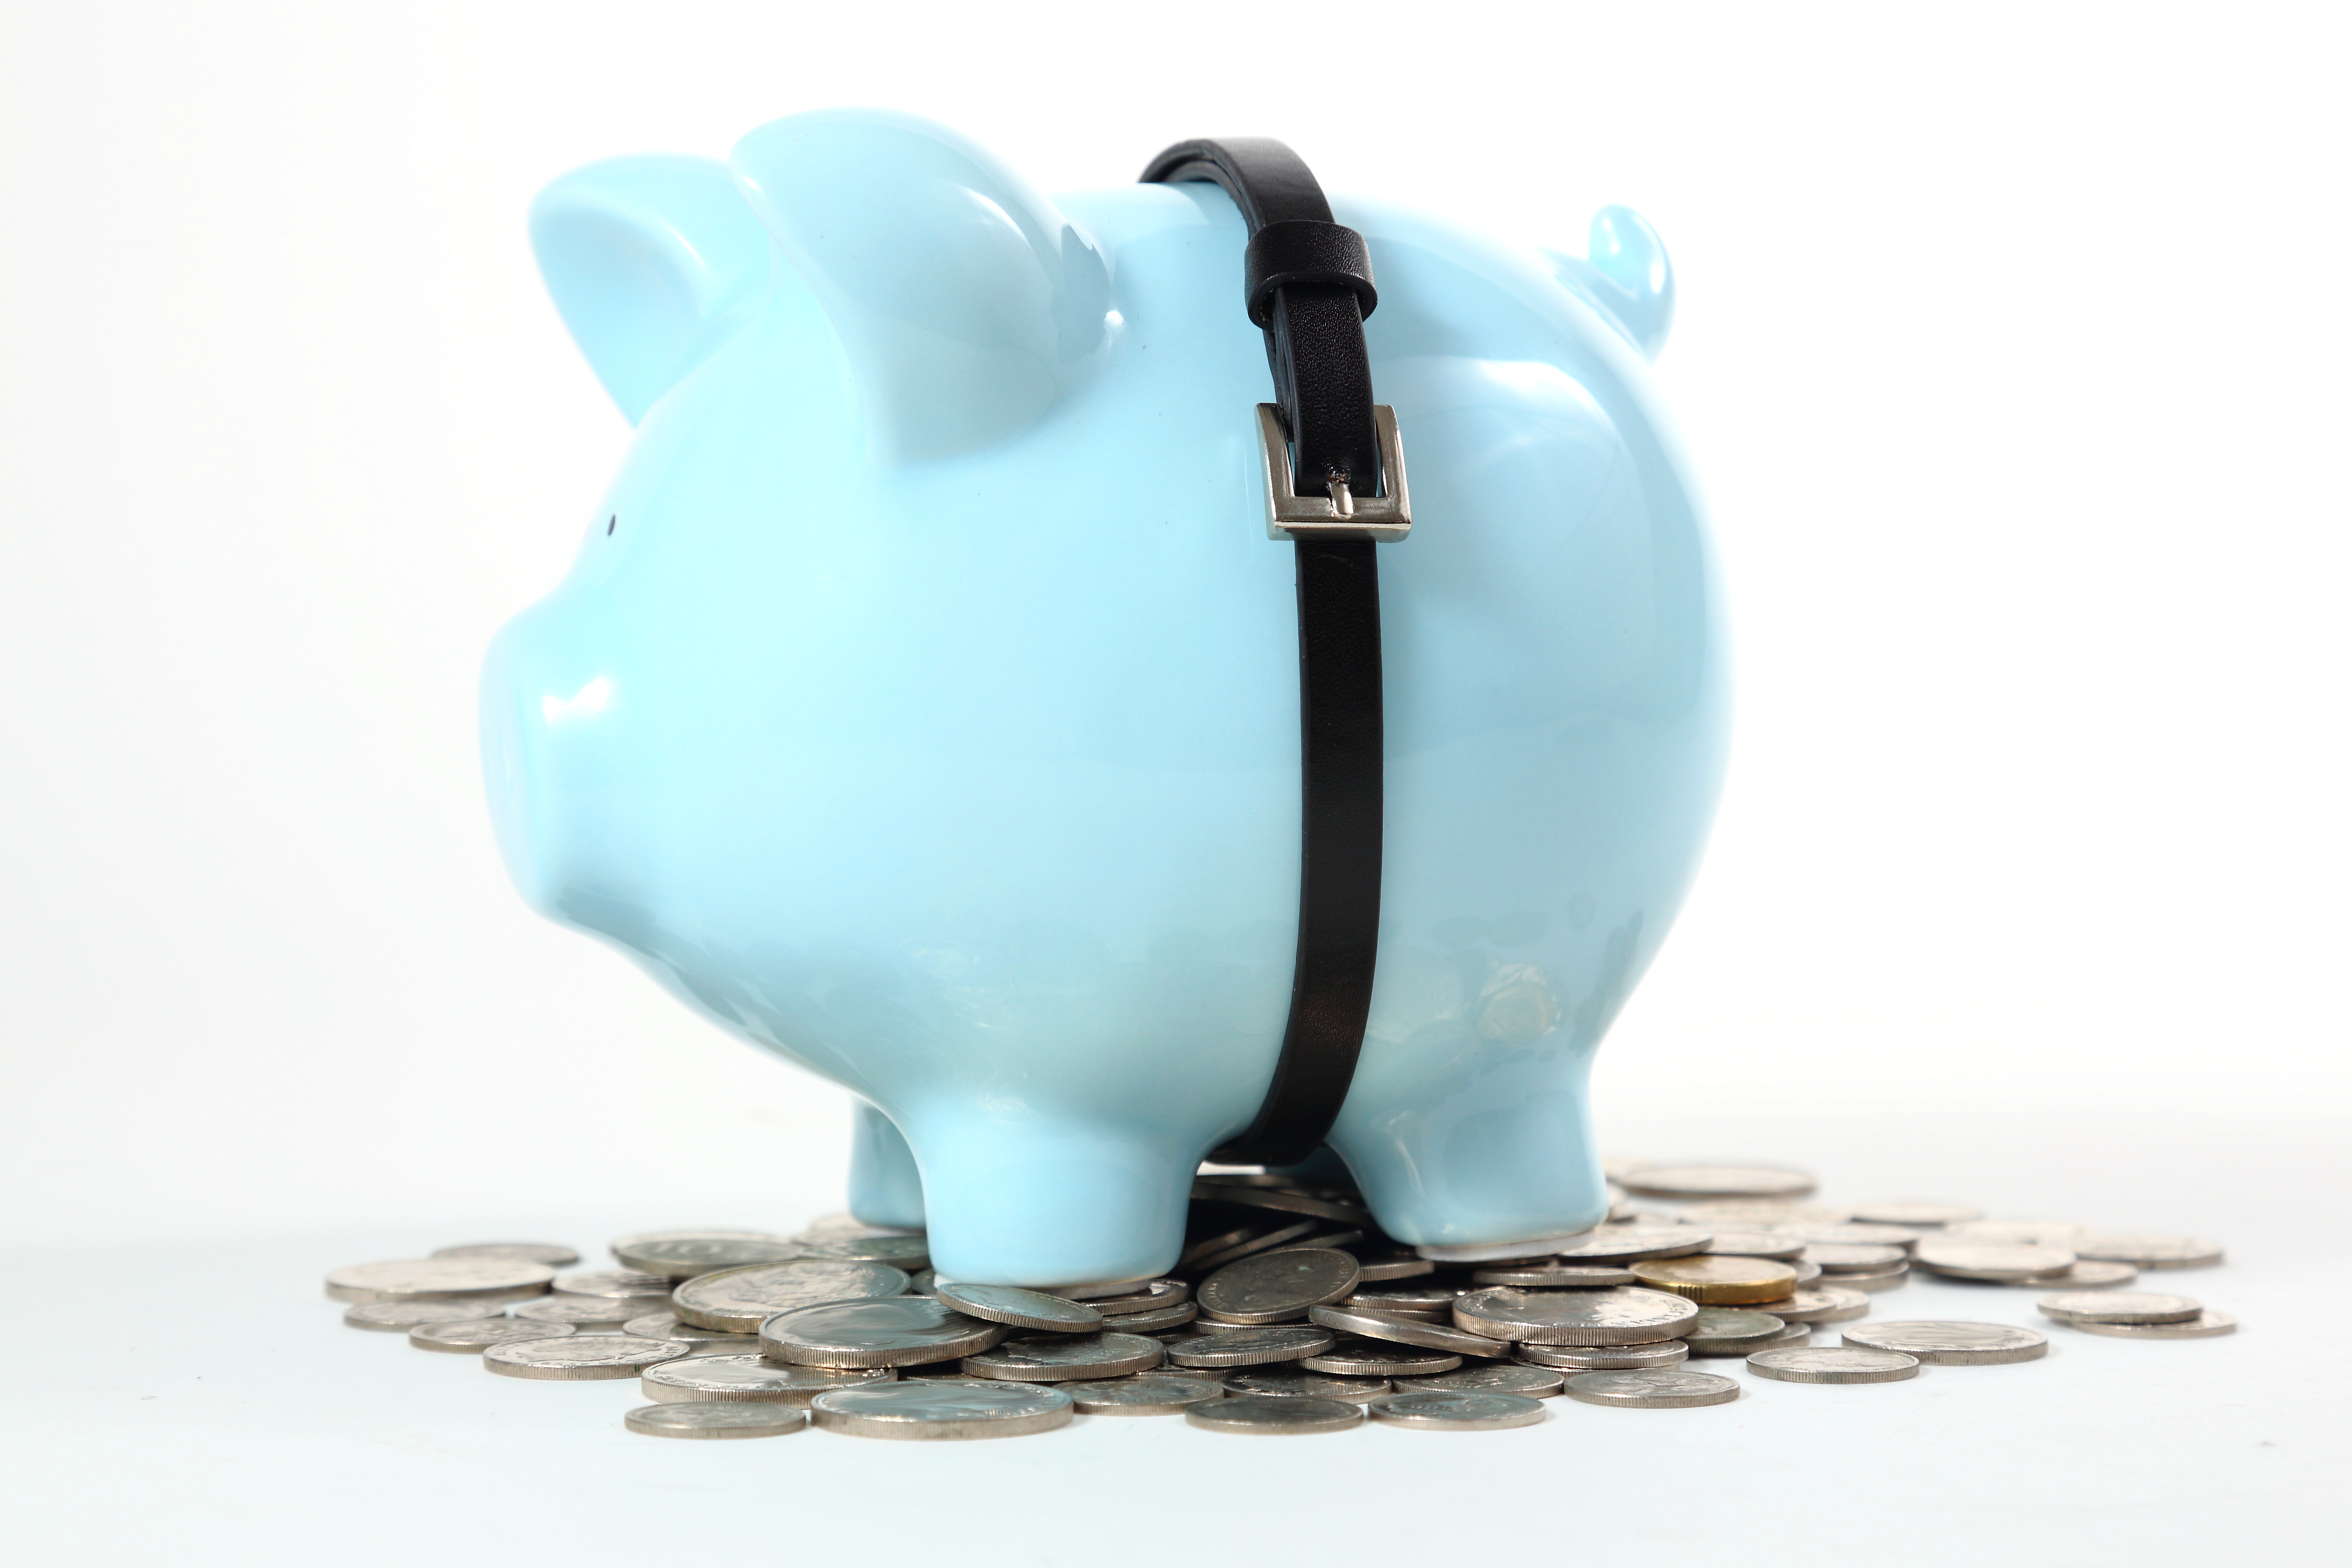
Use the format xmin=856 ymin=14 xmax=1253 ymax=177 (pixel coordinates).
xmin=1547 ymin=205 xmax=1675 ymax=361
xmin=528 ymin=155 xmax=771 ymax=424
xmin=729 ymin=109 xmax=1111 ymax=463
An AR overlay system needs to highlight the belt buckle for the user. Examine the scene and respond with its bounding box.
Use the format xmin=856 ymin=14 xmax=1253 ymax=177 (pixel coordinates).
xmin=1257 ymin=404 xmax=1412 ymax=543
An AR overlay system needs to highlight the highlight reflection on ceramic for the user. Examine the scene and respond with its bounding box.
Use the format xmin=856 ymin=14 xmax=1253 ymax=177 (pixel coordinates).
xmin=484 ymin=109 xmax=1726 ymax=1285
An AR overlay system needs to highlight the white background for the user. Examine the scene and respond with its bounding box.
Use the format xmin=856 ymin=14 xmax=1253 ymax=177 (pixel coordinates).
xmin=1 ymin=2 xmax=2345 ymax=1561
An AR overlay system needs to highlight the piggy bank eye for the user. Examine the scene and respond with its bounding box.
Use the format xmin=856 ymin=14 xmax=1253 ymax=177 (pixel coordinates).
xmin=606 ymin=514 xmax=617 ymax=536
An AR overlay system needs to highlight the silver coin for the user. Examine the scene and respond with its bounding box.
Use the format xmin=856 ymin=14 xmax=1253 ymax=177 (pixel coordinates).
xmin=1849 ymin=1202 xmax=1983 ymax=1228
xmin=1699 ymin=1232 xmax=1807 ymax=1261
xmin=1065 ymin=1375 xmax=1227 ymax=1415
xmin=1682 ymin=1309 xmax=1790 ymax=1355
xmin=1515 ymin=1339 xmax=1689 ymax=1371
xmin=620 ymin=1312 xmax=759 ymax=1353
xmin=1396 ymin=1363 xmax=1563 ymax=1398
xmin=1198 ymin=1248 xmax=1362 ymax=1324
xmin=609 ymin=1226 xmax=793 ymax=1258
xmin=1308 ymin=1304 xmax=1508 ymax=1357
xmin=1097 ymin=1302 xmax=1196 ymax=1334
xmin=1162 ymin=1325 xmax=1337 ymax=1368
xmin=759 ymin=1296 xmax=1006 ymax=1367
xmin=1843 ymin=1321 xmax=2048 ymax=1364
xmin=1183 ymin=1219 xmax=1323 ymax=1272
xmin=1606 ymin=1208 xmax=1699 ymax=1231
xmin=1043 ymin=1278 xmax=1150 ymax=1303
xmin=1353 ymin=1252 xmax=1437 ymax=1282
xmin=795 ymin=1234 xmax=933 ymax=1269
xmin=1185 ymin=1392 xmax=1363 ymax=1434
xmin=1788 ymin=1261 xmax=1823 ymax=1285
xmin=1552 ymin=1229 xmax=1711 ymax=1264
xmin=1945 ymin=1220 xmax=2087 ymax=1245
xmin=907 ymin=1270 xmax=938 ymax=1296
xmin=1618 ymin=1166 xmax=1814 ymax=1200
xmin=808 ymin=1379 xmax=1074 ymax=1439
xmin=1803 ymin=1243 xmax=1909 ymax=1273
xmin=2060 ymin=1310 xmax=2236 ymax=1340
xmin=1296 ymin=1229 xmax=1366 ymax=1253
xmin=1771 ymin=1223 xmax=1924 ymax=1249
xmin=1056 ymin=1276 xmax=1182 ymax=1304
xmin=931 ymin=1283 xmax=1102 ymax=1332
xmin=1757 ymin=1320 xmax=1813 ymax=1349
xmin=1190 ymin=1181 xmax=1372 ymax=1226
xmin=1564 ymin=1368 xmax=1741 ymax=1408
xmin=642 ymin=1353 xmax=894 ymax=1404
xmin=2070 ymin=1233 xmax=2225 ymax=1269
xmin=484 ymin=1335 xmax=691 ymax=1380
xmin=342 ymin=1299 xmax=505 ymax=1331
xmin=1470 ymin=1264 xmax=1637 ymax=1287
xmin=900 ymin=1360 xmax=983 ymax=1379
xmin=409 ymin=1318 xmax=572 ymax=1353
xmin=960 ymin=1331 xmax=1165 ymax=1381
xmin=1098 ymin=1274 xmax=1194 ymax=1305
xmin=1746 ymin=1347 xmax=1920 ymax=1384
xmin=1221 ymin=1369 xmax=1392 ymax=1402
xmin=1086 ymin=1279 xmax=1185 ymax=1316
xmin=2037 ymin=1291 xmax=2204 ymax=1325
xmin=1983 ymin=1260 xmax=2137 ymax=1290
xmin=794 ymin=1213 xmax=899 ymax=1236
xmin=324 ymin=1258 xmax=555 ymax=1304
xmin=612 ymin=1236 xmax=807 ymax=1279
xmin=1679 ymin=1201 xmax=1853 ymax=1227
xmin=1367 ymin=1390 xmax=1547 ymax=1430
xmin=513 ymin=1295 xmax=645 ymax=1328
xmin=1346 ymin=1282 xmax=1464 ymax=1314
xmin=550 ymin=1270 xmax=674 ymax=1301
xmin=1758 ymin=1287 xmax=1871 ymax=1324
xmin=787 ymin=1224 xmax=921 ymax=1246
xmin=624 ymin=1400 xmax=806 ymax=1439
xmin=1830 ymin=1264 xmax=1912 ymax=1292
xmin=1911 ymin=1240 xmax=2078 ymax=1282
xmin=1415 ymin=1237 xmax=1579 ymax=1265
xmin=1452 ymin=1286 xmax=1699 ymax=1345
xmin=1302 ymin=1338 xmax=1463 ymax=1378
xmin=1178 ymin=1224 xmax=1275 ymax=1270
xmin=672 ymin=1260 xmax=910 ymax=1332
xmin=431 ymin=1242 xmax=581 ymax=1267
xmin=1738 ymin=1293 xmax=1799 ymax=1317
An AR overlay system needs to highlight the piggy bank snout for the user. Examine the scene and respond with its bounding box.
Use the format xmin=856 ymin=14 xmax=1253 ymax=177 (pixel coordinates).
xmin=479 ymin=623 xmax=622 ymax=921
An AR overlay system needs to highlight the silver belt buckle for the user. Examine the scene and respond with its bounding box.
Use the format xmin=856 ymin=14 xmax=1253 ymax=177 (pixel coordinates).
xmin=1257 ymin=404 xmax=1412 ymax=543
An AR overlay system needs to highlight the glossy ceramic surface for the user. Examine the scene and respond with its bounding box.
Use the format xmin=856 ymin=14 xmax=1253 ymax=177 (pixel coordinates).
xmin=487 ymin=109 xmax=1726 ymax=1285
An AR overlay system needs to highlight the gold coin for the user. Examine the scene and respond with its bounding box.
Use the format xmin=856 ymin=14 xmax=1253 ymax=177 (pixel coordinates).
xmin=1629 ymin=1256 xmax=1801 ymax=1305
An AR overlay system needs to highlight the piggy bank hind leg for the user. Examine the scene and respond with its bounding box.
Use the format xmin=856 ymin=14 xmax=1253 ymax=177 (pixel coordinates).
xmin=847 ymin=1101 xmax=926 ymax=1231
xmin=1327 ymin=1051 xmax=1610 ymax=1258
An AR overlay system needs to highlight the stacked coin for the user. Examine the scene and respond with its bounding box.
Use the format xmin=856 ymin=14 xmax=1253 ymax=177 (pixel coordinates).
xmin=327 ymin=1162 xmax=2235 ymax=1441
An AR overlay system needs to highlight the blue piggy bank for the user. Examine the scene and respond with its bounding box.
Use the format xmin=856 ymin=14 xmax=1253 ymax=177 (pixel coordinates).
xmin=484 ymin=109 xmax=1726 ymax=1286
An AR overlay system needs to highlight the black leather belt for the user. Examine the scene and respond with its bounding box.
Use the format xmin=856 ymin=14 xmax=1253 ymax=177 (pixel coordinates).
xmin=1141 ymin=139 xmax=1412 ymax=1166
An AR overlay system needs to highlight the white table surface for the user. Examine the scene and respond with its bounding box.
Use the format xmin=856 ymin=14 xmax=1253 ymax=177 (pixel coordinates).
xmin=6 ymin=1107 xmax=2341 ymax=1566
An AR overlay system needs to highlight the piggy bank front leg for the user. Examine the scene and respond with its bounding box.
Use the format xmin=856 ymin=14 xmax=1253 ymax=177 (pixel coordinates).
xmin=847 ymin=1101 xmax=926 ymax=1230
xmin=889 ymin=1104 xmax=1203 ymax=1288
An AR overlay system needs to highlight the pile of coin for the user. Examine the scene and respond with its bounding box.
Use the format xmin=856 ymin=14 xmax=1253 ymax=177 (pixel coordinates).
xmin=327 ymin=1160 xmax=2234 ymax=1441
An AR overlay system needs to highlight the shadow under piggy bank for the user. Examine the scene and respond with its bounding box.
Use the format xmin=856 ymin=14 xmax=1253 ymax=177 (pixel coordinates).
xmin=482 ymin=109 xmax=1726 ymax=1286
